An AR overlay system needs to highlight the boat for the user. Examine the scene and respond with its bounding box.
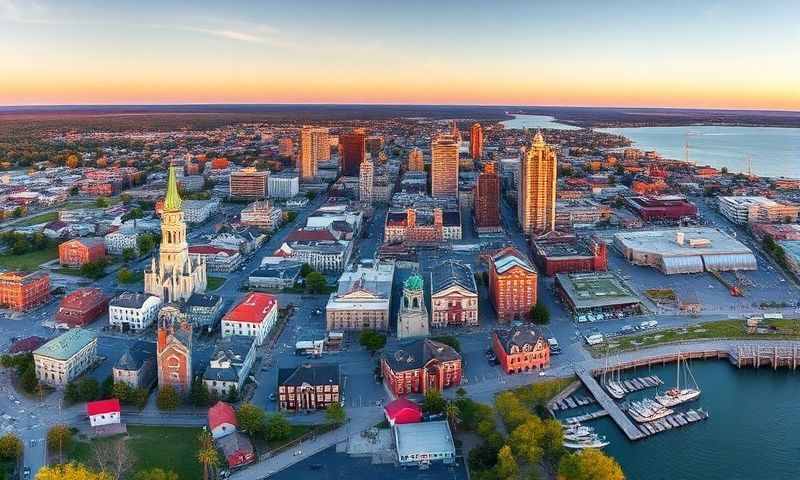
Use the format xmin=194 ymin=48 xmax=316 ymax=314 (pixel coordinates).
xmin=563 ymin=425 xmax=596 ymax=441
xmin=655 ymin=353 xmax=701 ymax=407
xmin=603 ymin=356 xmax=626 ymax=399
xmin=563 ymin=434 xmax=610 ymax=449
xmin=627 ymin=398 xmax=674 ymax=423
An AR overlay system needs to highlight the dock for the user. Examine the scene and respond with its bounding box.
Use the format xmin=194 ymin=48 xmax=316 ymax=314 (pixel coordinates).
xmin=730 ymin=345 xmax=800 ymax=369
xmin=551 ymin=395 xmax=597 ymax=411
xmin=563 ymin=409 xmax=608 ymax=424
xmin=575 ymin=369 xmax=645 ymax=440
xmin=602 ymin=375 xmax=663 ymax=398
xmin=636 ymin=409 xmax=710 ymax=437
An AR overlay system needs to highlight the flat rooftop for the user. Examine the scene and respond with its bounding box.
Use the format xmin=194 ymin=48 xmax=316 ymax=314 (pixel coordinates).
xmin=614 ymin=228 xmax=753 ymax=257
xmin=537 ymin=240 xmax=593 ymax=258
xmin=394 ymin=421 xmax=455 ymax=459
xmin=556 ymin=272 xmax=641 ymax=309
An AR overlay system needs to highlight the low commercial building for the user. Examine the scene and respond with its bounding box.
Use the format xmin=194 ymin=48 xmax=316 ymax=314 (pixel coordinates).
xmin=394 ymin=421 xmax=456 ymax=467
xmin=268 ymin=170 xmax=300 ymax=199
xmin=207 ymin=402 xmax=256 ymax=469
xmin=54 ymin=288 xmax=108 ymax=328
xmin=531 ymin=233 xmax=608 ymax=276
xmin=221 ymin=292 xmax=278 ymax=345
xmin=186 ymin=293 xmax=225 ymax=333
xmin=274 ymin=240 xmax=352 ymax=273
xmin=203 ymin=335 xmax=256 ymax=398
xmin=0 ymin=271 xmax=50 ymax=312
xmin=381 ymin=339 xmax=462 ymax=396
xmin=277 ymin=363 xmax=340 ymax=411
xmin=240 ymin=200 xmax=283 ymax=231
xmin=248 ymin=260 xmax=303 ymax=290
xmin=751 ymin=223 xmax=800 ymax=241
xmin=555 ymin=199 xmax=612 ymax=229
xmin=229 ymin=168 xmax=268 ymax=200
xmin=33 ymin=328 xmax=98 ymax=386
xmin=86 ymin=399 xmax=121 ymax=428
xmin=182 ymin=199 xmax=220 ymax=224
xmin=430 ymin=260 xmax=478 ymax=328
xmin=58 ymin=237 xmax=106 ymax=267
xmin=719 ymin=196 xmax=799 ymax=224
xmin=188 ymin=245 xmax=243 ymax=273
xmin=614 ymin=228 xmax=757 ymax=274
xmin=113 ymin=340 xmax=157 ymax=389
xmin=104 ymin=228 xmax=139 ymax=255
xmin=625 ymin=195 xmax=698 ymax=221
xmin=554 ymin=271 xmax=643 ymax=315
xmin=779 ymin=241 xmax=800 ymax=278
xmin=326 ymin=262 xmax=394 ymax=331
xmin=487 ymin=247 xmax=538 ymax=322
xmin=108 ymin=292 xmax=162 ymax=331
xmin=492 ymin=325 xmax=550 ymax=374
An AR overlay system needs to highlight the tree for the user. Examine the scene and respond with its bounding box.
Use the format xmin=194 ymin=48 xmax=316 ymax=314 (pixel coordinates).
xmin=120 ymin=194 xmax=132 ymax=205
xmin=557 ymin=449 xmax=625 ymax=480
xmin=156 ymin=386 xmax=180 ymax=411
xmin=422 ymin=389 xmax=447 ymax=415
xmin=95 ymin=197 xmax=110 ymax=208
xmin=189 ymin=377 xmax=210 ymax=407
xmin=79 ymin=259 xmax=108 ymax=279
xmin=225 ymin=385 xmax=238 ymax=403
xmin=64 ymin=382 xmax=81 ymax=404
xmin=445 ymin=401 xmax=462 ymax=432
xmin=495 ymin=392 xmax=533 ymax=430
xmin=299 ymin=263 xmax=313 ymax=277
xmin=133 ymin=388 xmax=149 ymax=409
xmin=36 ymin=463 xmax=111 ymax=480
xmin=305 ymin=271 xmax=327 ymax=293
xmin=236 ymin=403 xmax=266 ymax=435
xmin=133 ymin=469 xmax=179 ymax=480
xmin=91 ymin=439 xmax=136 ymax=480
xmin=20 ymin=366 xmax=39 ymax=393
xmin=12 ymin=207 xmax=23 ymax=218
xmin=286 ymin=211 xmax=298 ymax=223
xmin=325 ymin=402 xmax=347 ymax=426
xmin=66 ymin=153 xmax=81 ymax=169
xmin=529 ymin=303 xmax=550 ymax=325
xmin=358 ymin=330 xmax=386 ymax=355
xmin=0 ymin=433 xmax=22 ymax=460
xmin=509 ymin=417 xmax=544 ymax=465
xmin=122 ymin=208 xmax=144 ymax=222
xmin=264 ymin=413 xmax=291 ymax=441
xmin=305 ymin=191 xmax=317 ymax=200
xmin=78 ymin=378 xmax=100 ymax=401
xmin=122 ymin=248 xmax=136 ymax=262
xmin=496 ymin=445 xmax=520 ymax=480
xmin=456 ymin=387 xmax=467 ymax=399
xmin=196 ymin=431 xmax=220 ymax=480
xmin=47 ymin=424 xmax=73 ymax=464
xmin=112 ymin=382 xmax=133 ymax=404
xmin=116 ymin=268 xmax=137 ymax=284
xmin=137 ymin=234 xmax=155 ymax=255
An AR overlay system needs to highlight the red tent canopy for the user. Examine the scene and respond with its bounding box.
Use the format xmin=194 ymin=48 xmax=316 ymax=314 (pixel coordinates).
xmin=384 ymin=398 xmax=422 ymax=425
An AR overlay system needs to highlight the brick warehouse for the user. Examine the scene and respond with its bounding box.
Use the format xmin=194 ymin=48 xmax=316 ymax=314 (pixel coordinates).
xmin=58 ymin=237 xmax=107 ymax=267
xmin=487 ymin=247 xmax=538 ymax=322
xmin=0 ymin=271 xmax=50 ymax=312
xmin=531 ymin=233 xmax=608 ymax=276
xmin=382 ymin=339 xmax=462 ymax=396
xmin=54 ymin=288 xmax=109 ymax=327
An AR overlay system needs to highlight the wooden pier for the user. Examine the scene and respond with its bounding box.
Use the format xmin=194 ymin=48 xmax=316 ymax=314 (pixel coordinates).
xmin=636 ymin=409 xmax=710 ymax=437
xmin=730 ymin=345 xmax=800 ymax=369
xmin=551 ymin=394 xmax=597 ymax=411
xmin=575 ymin=369 xmax=645 ymax=441
xmin=563 ymin=409 xmax=609 ymax=424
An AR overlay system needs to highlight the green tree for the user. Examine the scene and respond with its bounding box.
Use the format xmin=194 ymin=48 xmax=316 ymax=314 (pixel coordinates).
xmin=509 ymin=417 xmax=544 ymax=464
xmin=95 ymin=197 xmax=110 ymax=208
xmin=20 ymin=366 xmax=39 ymax=393
xmin=557 ymin=449 xmax=625 ymax=480
xmin=305 ymin=271 xmax=327 ymax=293
xmin=133 ymin=469 xmax=179 ymax=480
xmin=196 ymin=431 xmax=221 ymax=480
xmin=79 ymin=259 xmax=108 ymax=279
xmin=122 ymin=208 xmax=144 ymax=222
xmin=236 ymin=403 xmax=266 ymax=435
xmin=445 ymin=401 xmax=462 ymax=432
xmin=64 ymin=382 xmax=81 ymax=404
xmin=496 ymin=444 xmax=520 ymax=480
xmin=100 ymin=376 xmax=114 ymax=399
xmin=156 ymin=385 xmax=180 ymax=411
xmin=358 ymin=330 xmax=386 ymax=355
xmin=0 ymin=433 xmax=23 ymax=460
xmin=120 ymin=194 xmax=132 ymax=205
xmin=112 ymin=382 xmax=133 ymax=403
xmin=264 ymin=413 xmax=291 ymax=441
xmin=116 ymin=268 xmax=138 ymax=284
xmin=529 ymin=303 xmax=550 ymax=325
xmin=286 ymin=211 xmax=298 ymax=223
xmin=133 ymin=388 xmax=150 ymax=410
xmin=78 ymin=378 xmax=100 ymax=401
xmin=305 ymin=191 xmax=317 ymax=200
xmin=422 ymin=389 xmax=447 ymax=415
xmin=325 ymin=402 xmax=347 ymax=426
xmin=225 ymin=385 xmax=238 ymax=403
xmin=495 ymin=392 xmax=533 ymax=430
xmin=137 ymin=234 xmax=155 ymax=255
xmin=47 ymin=424 xmax=73 ymax=464
xmin=189 ymin=377 xmax=210 ymax=407
xmin=122 ymin=248 xmax=137 ymax=262
xmin=12 ymin=207 xmax=23 ymax=218
xmin=299 ymin=263 xmax=313 ymax=277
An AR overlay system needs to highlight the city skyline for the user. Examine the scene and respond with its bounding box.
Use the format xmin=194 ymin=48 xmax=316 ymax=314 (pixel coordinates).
xmin=1 ymin=0 xmax=799 ymax=109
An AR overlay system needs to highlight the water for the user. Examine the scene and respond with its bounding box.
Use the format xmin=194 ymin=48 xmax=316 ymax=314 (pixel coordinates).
xmin=567 ymin=361 xmax=800 ymax=480
xmin=597 ymin=125 xmax=800 ymax=179
xmin=500 ymin=114 xmax=581 ymax=131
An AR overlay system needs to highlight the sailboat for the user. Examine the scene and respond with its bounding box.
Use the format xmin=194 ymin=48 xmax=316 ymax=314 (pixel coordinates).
xmin=603 ymin=356 xmax=626 ymax=399
xmin=627 ymin=398 xmax=673 ymax=423
xmin=655 ymin=353 xmax=701 ymax=408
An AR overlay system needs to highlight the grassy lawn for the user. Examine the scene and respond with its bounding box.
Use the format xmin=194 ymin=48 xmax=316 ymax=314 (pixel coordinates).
xmin=116 ymin=269 xmax=144 ymax=284
xmin=69 ymin=425 xmax=203 ymax=479
xmin=644 ymin=288 xmax=677 ymax=302
xmin=207 ymin=276 xmax=226 ymax=291
xmin=13 ymin=211 xmax=58 ymax=226
xmin=0 ymin=245 xmax=59 ymax=270
xmin=252 ymin=424 xmax=314 ymax=452
xmin=592 ymin=318 xmax=800 ymax=355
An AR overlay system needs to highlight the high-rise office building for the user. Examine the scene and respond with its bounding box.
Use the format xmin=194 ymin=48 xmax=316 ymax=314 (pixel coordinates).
xmin=474 ymin=161 xmax=501 ymax=232
xmin=278 ymin=137 xmax=293 ymax=158
xmin=229 ymin=167 xmax=269 ymax=200
xmin=470 ymin=123 xmax=483 ymax=160
xmin=299 ymin=126 xmax=329 ymax=181
xmin=359 ymin=156 xmax=374 ymax=204
xmin=407 ymin=148 xmax=424 ymax=172
xmin=518 ymin=131 xmax=557 ymax=236
xmin=339 ymin=131 xmax=366 ymax=177
xmin=431 ymin=133 xmax=459 ymax=199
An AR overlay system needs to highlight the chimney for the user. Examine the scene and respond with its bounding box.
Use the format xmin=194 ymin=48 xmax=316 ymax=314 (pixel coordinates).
xmin=676 ymin=231 xmax=685 ymax=246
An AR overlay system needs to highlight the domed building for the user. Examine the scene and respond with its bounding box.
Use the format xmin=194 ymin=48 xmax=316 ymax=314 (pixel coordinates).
xmin=397 ymin=273 xmax=429 ymax=339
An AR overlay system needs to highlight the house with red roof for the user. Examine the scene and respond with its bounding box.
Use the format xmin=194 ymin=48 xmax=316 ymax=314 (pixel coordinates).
xmin=208 ymin=401 xmax=238 ymax=440
xmin=384 ymin=398 xmax=423 ymax=426
xmin=86 ymin=398 xmax=121 ymax=427
xmin=221 ymin=292 xmax=278 ymax=346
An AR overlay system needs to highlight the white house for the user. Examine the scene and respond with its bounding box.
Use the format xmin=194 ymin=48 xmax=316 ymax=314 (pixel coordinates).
xmin=221 ymin=293 xmax=278 ymax=346
xmin=86 ymin=398 xmax=121 ymax=427
xmin=109 ymin=292 xmax=162 ymax=331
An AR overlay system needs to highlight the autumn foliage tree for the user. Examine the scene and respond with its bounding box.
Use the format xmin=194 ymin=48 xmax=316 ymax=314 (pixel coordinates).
xmin=558 ymin=449 xmax=625 ymax=480
xmin=36 ymin=462 xmax=111 ymax=480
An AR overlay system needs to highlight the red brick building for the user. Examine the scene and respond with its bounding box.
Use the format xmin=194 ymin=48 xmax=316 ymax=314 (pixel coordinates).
xmin=473 ymin=162 xmax=501 ymax=233
xmin=381 ymin=339 xmax=462 ymax=396
xmin=156 ymin=307 xmax=193 ymax=395
xmin=0 ymin=271 xmax=50 ymax=312
xmin=624 ymin=195 xmax=698 ymax=221
xmin=532 ymin=233 xmax=608 ymax=277
xmin=385 ymin=208 xmax=444 ymax=244
xmin=58 ymin=238 xmax=106 ymax=267
xmin=631 ymin=175 xmax=668 ymax=195
xmin=487 ymin=247 xmax=538 ymax=322
xmin=278 ymin=364 xmax=340 ymax=411
xmin=492 ymin=326 xmax=550 ymax=375
xmin=54 ymin=288 xmax=108 ymax=327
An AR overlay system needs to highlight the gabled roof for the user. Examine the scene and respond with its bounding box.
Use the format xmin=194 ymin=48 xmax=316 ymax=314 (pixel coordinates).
xmin=86 ymin=398 xmax=120 ymax=416
xmin=208 ymin=401 xmax=238 ymax=431
xmin=278 ymin=363 xmax=340 ymax=387
xmin=493 ymin=326 xmax=547 ymax=355
xmin=384 ymin=398 xmax=422 ymax=425
xmin=114 ymin=341 xmax=156 ymax=371
xmin=223 ymin=293 xmax=277 ymax=324
xmin=383 ymin=339 xmax=461 ymax=373
xmin=492 ymin=247 xmax=536 ymax=275
xmin=431 ymin=260 xmax=476 ymax=295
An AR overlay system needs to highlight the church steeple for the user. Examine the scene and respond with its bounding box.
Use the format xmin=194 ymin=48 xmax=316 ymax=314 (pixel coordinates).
xmin=164 ymin=166 xmax=182 ymax=212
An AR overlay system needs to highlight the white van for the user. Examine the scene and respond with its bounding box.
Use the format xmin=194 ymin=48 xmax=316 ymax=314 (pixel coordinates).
xmin=585 ymin=334 xmax=604 ymax=346
xmin=547 ymin=337 xmax=561 ymax=354
xmin=639 ymin=320 xmax=658 ymax=329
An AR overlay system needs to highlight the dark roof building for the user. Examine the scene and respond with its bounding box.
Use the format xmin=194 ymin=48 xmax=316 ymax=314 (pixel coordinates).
xmin=431 ymin=260 xmax=477 ymax=295
xmin=277 ymin=363 xmax=341 ymax=411
xmin=381 ymin=339 xmax=462 ymax=396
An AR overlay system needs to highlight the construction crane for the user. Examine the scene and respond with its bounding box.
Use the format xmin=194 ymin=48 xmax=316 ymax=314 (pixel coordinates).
xmin=684 ymin=131 xmax=699 ymax=165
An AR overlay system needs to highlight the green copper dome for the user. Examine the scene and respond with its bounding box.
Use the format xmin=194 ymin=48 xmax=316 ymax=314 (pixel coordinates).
xmin=164 ymin=166 xmax=183 ymax=212
xmin=404 ymin=273 xmax=424 ymax=291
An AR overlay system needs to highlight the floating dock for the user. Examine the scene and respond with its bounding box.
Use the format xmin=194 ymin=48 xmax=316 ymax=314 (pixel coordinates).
xmin=575 ymin=369 xmax=645 ymax=441
xmin=603 ymin=375 xmax=663 ymax=398
xmin=563 ymin=409 xmax=609 ymax=424
xmin=636 ymin=409 xmax=710 ymax=437
xmin=551 ymin=395 xmax=597 ymax=411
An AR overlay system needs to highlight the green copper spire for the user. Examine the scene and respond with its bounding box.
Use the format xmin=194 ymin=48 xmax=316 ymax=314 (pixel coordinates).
xmin=404 ymin=273 xmax=423 ymax=291
xmin=164 ymin=166 xmax=182 ymax=212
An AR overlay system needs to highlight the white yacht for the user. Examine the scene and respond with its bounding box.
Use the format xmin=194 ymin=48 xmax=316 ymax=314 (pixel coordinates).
xmin=628 ymin=398 xmax=674 ymax=423
xmin=656 ymin=354 xmax=701 ymax=408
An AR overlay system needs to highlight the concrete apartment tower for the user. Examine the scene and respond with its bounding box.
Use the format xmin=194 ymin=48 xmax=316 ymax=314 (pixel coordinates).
xmin=430 ymin=133 xmax=459 ymax=198
xmin=397 ymin=273 xmax=430 ymax=339
xmin=407 ymin=147 xmax=424 ymax=172
xmin=144 ymin=167 xmax=207 ymax=303
xmin=517 ymin=131 xmax=557 ymax=236
xmin=470 ymin=122 xmax=483 ymax=160
xmin=299 ymin=126 xmax=329 ymax=181
xmin=359 ymin=155 xmax=374 ymax=204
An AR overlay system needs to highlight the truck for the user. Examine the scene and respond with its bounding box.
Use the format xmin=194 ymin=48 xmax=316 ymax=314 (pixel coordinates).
xmin=584 ymin=334 xmax=604 ymax=346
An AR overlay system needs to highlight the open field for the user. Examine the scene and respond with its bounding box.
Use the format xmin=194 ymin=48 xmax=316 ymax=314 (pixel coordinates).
xmin=207 ymin=276 xmax=226 ymax=291
xmin=12 ymin=211 xmax=58 ymax=226
xmin=69 ymin=425 xmax=203 ymax=479
xmin=0 ymin=245 xmax=58 ymax=270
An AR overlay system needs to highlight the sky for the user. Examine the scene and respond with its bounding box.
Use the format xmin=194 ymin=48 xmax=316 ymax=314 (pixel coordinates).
xmin=1 ymin=0 xmax=799 ymax=109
